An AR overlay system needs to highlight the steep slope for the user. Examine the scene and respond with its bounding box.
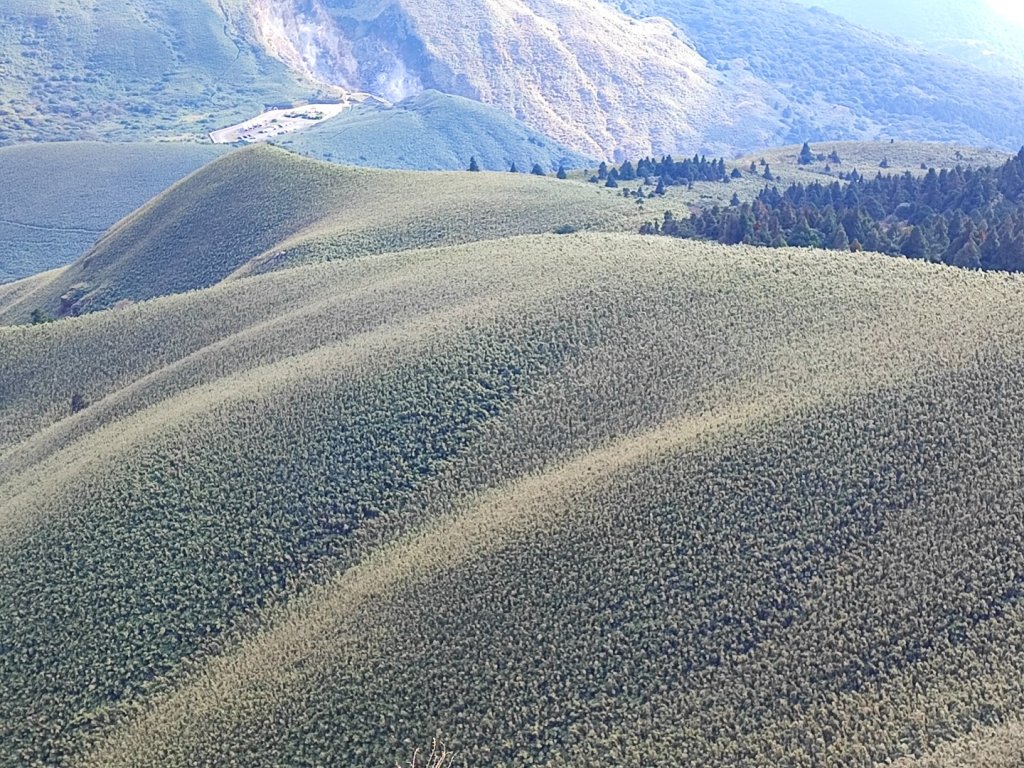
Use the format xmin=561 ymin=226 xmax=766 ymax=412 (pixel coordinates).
xmin=620 ymin=0 xmax=1024 ymax=148
xmin=278 ymin=90 xmax=592 ymax=171
xmin=0 ymin=146 xmax=634 ymax=323
xmin=1 ymin=234 xmax=1024 ymax=766
xmin=246 ymin=0 xmax=1024 ymax=157
xmin=791 ymin=0 xmax=1024 ymax=74
xmin=248 ymin=0 xmax=782 ymax=158
xmin=0 ymin=142 xmax=227 ymax=283
xmin=0 ymin=0 xmax=310 ymax=144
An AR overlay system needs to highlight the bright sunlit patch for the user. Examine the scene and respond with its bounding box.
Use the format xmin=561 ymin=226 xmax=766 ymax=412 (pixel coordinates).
xmin=987 ymin=0 xmax=1024 ymax=27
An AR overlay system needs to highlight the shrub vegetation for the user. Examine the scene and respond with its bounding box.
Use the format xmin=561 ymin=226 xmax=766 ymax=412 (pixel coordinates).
xmin=2 ymin=233 xmax=1024 ymax=766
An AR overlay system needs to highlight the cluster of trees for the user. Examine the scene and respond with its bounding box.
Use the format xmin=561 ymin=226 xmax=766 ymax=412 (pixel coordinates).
xmin=645 ymin=148 xmax=1024 ymax=271
xmin=592 ymin=154 xmax=729 ymax=190
xmin=798 ymin=141 xmax=841 ymax=167
xmin=467 ymin=152 xmax=733 ymax=192
xmin=469 ymin=157 xmax=567 ymax=177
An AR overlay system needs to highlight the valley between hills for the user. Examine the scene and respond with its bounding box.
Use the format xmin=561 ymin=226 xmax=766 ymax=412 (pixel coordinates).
xmin=1 ymin=143 xmax=1024 ymax=767
xmin=3 ymin=0 xmax=1024 ymax=766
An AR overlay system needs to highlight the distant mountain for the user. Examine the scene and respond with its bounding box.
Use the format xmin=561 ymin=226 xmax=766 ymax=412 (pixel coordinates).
xmin=618 ymin=0 xmax=1024 ymax=149
xmin=0 ymin=0 xmax=311 ymax=144
xmin=3 ymin=0 xmax=1024 ymax=160
xmin=247 ymin=0 xmax=782 ymax=159
xmin=278 ymin=90 xmax=592 ymax=171
xmin=790 ymin=0 xmax=1024 ymax=74
xmin=250 ymin=0 xmax=1024 ymax=157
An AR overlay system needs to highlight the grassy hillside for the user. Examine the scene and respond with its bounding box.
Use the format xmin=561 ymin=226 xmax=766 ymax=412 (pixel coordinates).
xmin=278 ymin=90 xmax=592 ymax=171
xmin=893 ymin=721 xmax=1024 ymax=767
xmin=0 ymin=142 xmax=227 ymax=283
xmin=0 ymin=0 xmax=310 ymax=144
xmin=736 ymin=141 xmax=1012 ymax=179
xmin=1 ymin=233 xmax=1024 ymax=766
xmin=0 ymin=146 xmax=635 ymax=323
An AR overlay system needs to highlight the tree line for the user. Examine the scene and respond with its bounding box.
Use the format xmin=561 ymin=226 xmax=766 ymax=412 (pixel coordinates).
xmin=643 ymin=148 xmax=1024 ymax=272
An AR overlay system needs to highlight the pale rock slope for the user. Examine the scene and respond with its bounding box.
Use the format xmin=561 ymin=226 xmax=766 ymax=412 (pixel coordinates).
xmin=248 ymin=0 xmax=780 ymax=158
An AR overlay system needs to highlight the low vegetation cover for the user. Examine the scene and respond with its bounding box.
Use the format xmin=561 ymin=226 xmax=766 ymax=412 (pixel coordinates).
xmin=0 ymin=142 xmax=226 ymax=282
xmin=0 ymin=146 xmax=636 ymax=323
xmin=278 ymin=90 xmax=591 ymax=172
xmin=0 ymin=0 xmax=309 ymax=144
xmin=645 ymin=147 xmax=1024 ymax=270
xmin=1 ymin=233 xmax=1024 ymax=766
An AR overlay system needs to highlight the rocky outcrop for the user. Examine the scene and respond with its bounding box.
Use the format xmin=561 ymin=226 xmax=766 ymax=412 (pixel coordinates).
xmin=247 ymin=0 xmax=780 ymax=158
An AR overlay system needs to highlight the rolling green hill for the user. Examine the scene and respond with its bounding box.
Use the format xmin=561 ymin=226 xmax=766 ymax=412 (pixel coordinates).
xmin=278 ymin=90 xmax=592 ymax=172
xmin=2 ymin=233 xmax=1024 ymax=766
xmin=0 ymin=0 xmax=310 ymax=145
xmin=0 ymin=146 xmax=635 ymax=323
xmin=0 ymin=142 xmax=228 ymax=283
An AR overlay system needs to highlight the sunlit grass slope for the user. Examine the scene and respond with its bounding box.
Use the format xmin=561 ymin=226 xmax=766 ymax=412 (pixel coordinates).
xmin=2 ymin=233 xmax=1024 ymax=766
xmin=893 ymin=721 xmax=1024 ymax=768
xmin=0 ymin=141 xmax=227 ymax=282
xmin=0 ymin=146 xmax=635 ymax=323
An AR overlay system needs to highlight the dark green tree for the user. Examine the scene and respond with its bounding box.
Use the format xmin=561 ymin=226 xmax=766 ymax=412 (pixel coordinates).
xmin=30 ymin=308 xmax=55 ymax=325
xmin=900 ymin=226 xmax=927 ymax=259
xmin=531 ymin=163 xmax=546 ymax=176
xmin=556 ymin=165 xmax=568 ymax=180
xmin=831 ymin=225 xmax=850 ymax=251
xmin=468 ymin=156 xmax=480 ymax=172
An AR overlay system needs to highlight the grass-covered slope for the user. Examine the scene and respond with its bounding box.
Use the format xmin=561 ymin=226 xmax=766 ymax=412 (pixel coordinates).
xmin=0 ymin=146 xmax=635 ymax=322
xmin=0 ymin=0 xmax=310 ymax=144
xmin=1 ymin=234 xmax=1024 ymax=766
xmin=279 ymin=90 xmax=592 ymax=171
xmin=0 ymin=142 xmax=227 ymax=283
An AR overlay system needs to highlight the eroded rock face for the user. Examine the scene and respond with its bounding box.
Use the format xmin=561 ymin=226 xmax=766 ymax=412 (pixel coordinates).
xmin=248 ymin=0 xmax=779 ymax=158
